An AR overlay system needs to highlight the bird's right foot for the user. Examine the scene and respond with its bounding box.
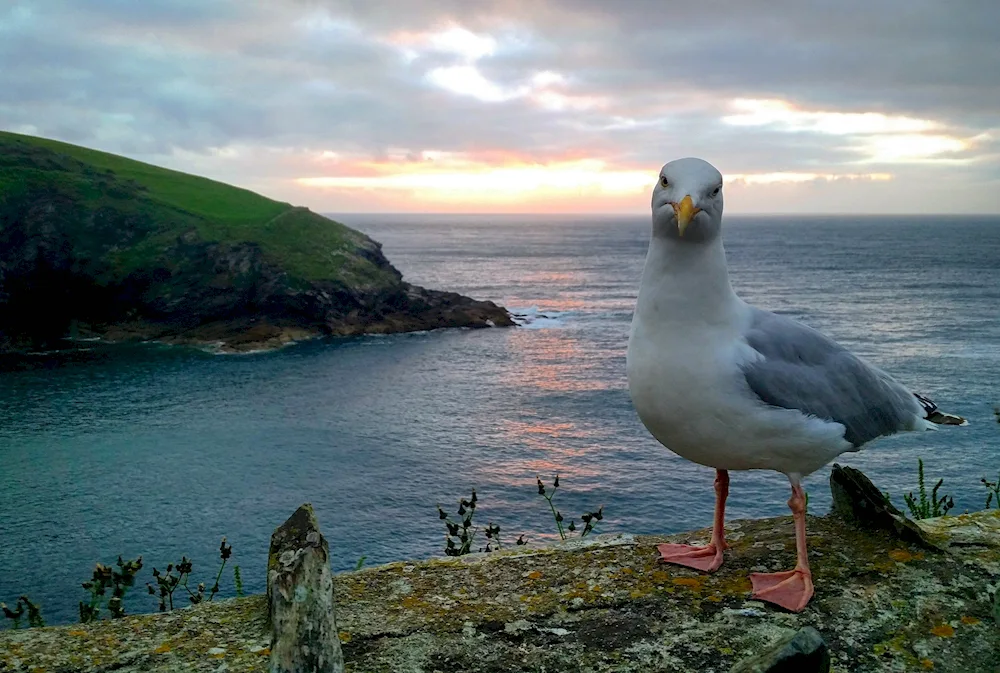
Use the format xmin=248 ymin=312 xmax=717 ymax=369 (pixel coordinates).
xmin=750 ymin=567 xmax=814 ymax=612
xmin=657 ymin=542 xmax=725 ymax=572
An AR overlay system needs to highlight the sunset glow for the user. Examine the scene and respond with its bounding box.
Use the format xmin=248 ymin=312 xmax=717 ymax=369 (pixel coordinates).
xmin=295 ymin=154 xmax=898 ymax=210
xmin=285 ymin=93 xmax=981 ymax=210
xmin=298 ymin=158 xmax=651 ymax=203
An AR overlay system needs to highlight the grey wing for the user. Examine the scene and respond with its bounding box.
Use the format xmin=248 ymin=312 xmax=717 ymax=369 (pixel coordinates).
xmin=741 ymin=308 xmax=924 ymax=447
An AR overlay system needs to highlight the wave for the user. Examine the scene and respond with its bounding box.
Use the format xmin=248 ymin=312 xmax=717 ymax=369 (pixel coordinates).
xmin=510 ymin=306 xmax=571 ymax=329
xmin=25 ymin=348 xmax=94 ymax=356
xmin=212 ymin=347 xmax=280 ymax=356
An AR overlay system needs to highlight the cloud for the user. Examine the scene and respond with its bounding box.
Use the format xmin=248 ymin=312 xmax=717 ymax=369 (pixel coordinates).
xmin=727 ymin=172 xmax=892 ymax=185
xmin=723 ymin=98 xmax=980 ymax=163
xmin=1 ymin=0 xmax=998 ymax=213
xmin=388 ymin=24 xmax=499 ymax=61
xmin=723 ymin=99 xmax=940 ymax=136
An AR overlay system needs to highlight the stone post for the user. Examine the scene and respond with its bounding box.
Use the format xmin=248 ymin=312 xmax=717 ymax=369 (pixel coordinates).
xmin=267 ymin=503 xmax=344 ymax=673
xmin=829 ymin=463 xmax=936 ymax=549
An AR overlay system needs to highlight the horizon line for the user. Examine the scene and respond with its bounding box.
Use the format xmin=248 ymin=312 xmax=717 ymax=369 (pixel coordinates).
xmin=322 ymin=211 xmax=1000 ymax=218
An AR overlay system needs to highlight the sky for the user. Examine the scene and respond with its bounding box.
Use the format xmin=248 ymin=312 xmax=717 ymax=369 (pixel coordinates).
xmin=2 ymin=0 xmax=999 ymax=214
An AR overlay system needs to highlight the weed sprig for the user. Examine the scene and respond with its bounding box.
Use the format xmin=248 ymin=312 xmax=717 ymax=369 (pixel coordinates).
xmin=79 ymin=556 xmax=143 ymax=622
xmin=208 ymin=538 xmax=233 ymax=602
xmin=982 ymin=472 xmax=1000 ymax=510
xmin=903 ymin=458 xmax=955 ymax=520
xmin=1 ymin=596 xmax=44 ymax=629
xmin=437 ymin=489 xmax=524 ymax=556
xmin=536 ymin=475 xmax=603 ymax=541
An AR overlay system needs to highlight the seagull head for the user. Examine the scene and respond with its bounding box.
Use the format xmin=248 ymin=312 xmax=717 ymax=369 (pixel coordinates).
xmin=651 ymin=158 xmax=724 ymax=244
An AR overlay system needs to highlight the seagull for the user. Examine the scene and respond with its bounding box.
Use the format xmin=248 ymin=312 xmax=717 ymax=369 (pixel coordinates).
xmin=626 ymin=157 xmax=966 ymax=612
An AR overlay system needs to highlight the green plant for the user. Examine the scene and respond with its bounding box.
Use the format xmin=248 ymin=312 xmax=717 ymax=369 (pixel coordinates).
xmin=982 ymin=472 xmax=1000 ymax=510
xmin=1 ymin=601 xmax=24 ymax=630
xmin=208 ymin=538 xmax=233 ymax=602
xmin=536 ymin=475 xmax=603 ymax=541
xmin=1 ymin=596 xmax=44 ymax=629
xmin=146 ymin=537 xmax=235 ymax=611
xmin=439 ymin=489 xmax=484 ymax=556
xmin=354 ymin=556 xmax=367 ymax=571
xmin=147 ymin=557 xmax=198 ymax=611
xmin=79 ymin=556 xmax=143 ymax=622
xmin=2 ymin=538 xmax=243 ymax=625
xmin=903 ymin=459 xmax=955 ymax=520
xmin=437 ymin=489 xmax=522 ymax=556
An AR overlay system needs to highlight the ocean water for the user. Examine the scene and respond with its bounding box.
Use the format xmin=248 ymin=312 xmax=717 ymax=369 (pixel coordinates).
xmin=1 ymin=214 xmax=998 ymax=626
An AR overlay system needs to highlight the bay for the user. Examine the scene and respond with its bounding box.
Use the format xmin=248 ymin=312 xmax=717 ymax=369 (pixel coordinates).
xmin=1 ymin=214 xmax=998 ymax=625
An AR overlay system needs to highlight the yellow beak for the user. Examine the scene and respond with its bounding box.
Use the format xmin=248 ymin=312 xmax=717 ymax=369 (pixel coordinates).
xmin=672 ymin=195 xmax=700 ymax=237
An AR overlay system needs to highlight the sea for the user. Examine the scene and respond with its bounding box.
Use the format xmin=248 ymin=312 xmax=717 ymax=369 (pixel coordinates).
xmin=1 ymin=214 xmax=998 ymax=625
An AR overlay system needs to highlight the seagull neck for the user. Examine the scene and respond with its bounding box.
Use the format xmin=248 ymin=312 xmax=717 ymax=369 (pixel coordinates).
xmin=637 ymin=236 xmax=739 ymax=325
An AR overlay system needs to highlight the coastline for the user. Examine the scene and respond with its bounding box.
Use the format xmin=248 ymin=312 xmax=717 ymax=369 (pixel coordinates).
xmin=1 ymin=287 xmax=514 ymax=357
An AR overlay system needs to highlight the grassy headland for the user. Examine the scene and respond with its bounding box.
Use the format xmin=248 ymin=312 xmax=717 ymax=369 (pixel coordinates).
xmin=0 ymin=131 xmax=511 ymax=352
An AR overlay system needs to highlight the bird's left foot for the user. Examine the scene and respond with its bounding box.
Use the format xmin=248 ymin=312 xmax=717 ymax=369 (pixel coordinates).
xmin=750 ymin=567 xmax=813 ymax=612
xmin=657 ymin=542 xmax=725 ymax=572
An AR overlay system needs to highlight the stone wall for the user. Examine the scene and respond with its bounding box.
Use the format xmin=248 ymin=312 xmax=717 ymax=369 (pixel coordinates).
xmin=1 ymin=472 xmax=998 ymax=672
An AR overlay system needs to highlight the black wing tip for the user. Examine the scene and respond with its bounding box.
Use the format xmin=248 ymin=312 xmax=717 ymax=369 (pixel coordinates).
xmin=913 ymin=392 xmax=937 ymax=415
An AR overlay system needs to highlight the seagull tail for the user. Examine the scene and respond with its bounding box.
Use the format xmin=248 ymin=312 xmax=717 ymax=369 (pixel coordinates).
xmin=914 ymin=393 xmax=968 ymax=426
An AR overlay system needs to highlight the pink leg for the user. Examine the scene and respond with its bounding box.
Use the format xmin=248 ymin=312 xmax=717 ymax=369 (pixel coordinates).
xmin=658 ymin=469 xmax=728 ymax=572
xmin=750 ymin=480 xmax=814 ymax=612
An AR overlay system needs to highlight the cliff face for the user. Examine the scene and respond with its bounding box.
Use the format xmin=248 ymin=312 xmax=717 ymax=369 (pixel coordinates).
xmin=2 ymin=509 xmax=997 ymax=673
xmin=0 ymin=132 xmax=512 ymax=353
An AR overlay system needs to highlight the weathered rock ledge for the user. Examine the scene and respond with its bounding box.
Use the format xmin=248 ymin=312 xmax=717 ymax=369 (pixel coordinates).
xmin=2 ymin=510 xmax=997 ymax=673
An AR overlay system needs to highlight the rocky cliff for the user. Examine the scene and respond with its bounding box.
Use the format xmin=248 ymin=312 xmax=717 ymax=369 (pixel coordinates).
xmin=0 ymin=131 xmax=512 ymax=353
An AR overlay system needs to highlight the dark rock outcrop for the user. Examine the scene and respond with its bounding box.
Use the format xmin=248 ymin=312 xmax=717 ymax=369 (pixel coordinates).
xmin=829 ymin=463 xmax=938 ymax=549
xmin=729 ymin=626 xmax=830 ymax=673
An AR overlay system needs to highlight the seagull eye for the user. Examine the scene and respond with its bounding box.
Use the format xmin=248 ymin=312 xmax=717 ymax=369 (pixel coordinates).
xmin=710 ymin=185 xmax=722 ymax=197
xmin=659 ymin=175 xmax=669 ymax=188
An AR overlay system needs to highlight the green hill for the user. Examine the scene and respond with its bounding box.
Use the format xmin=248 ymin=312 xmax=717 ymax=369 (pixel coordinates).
xmin=0 ymin=131 xmax=394 ymax=286
xmin=0 ymin=131 xmax=511 ymax=353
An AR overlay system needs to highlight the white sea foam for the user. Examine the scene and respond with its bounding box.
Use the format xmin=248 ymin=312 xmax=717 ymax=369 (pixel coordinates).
xmin=213 ymin=346 xmax=279 ymax=356
xmin=25 ymin=348 xmax=94 ymax=355
xmin=510 ymin=306 xmax=570 ymax=329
